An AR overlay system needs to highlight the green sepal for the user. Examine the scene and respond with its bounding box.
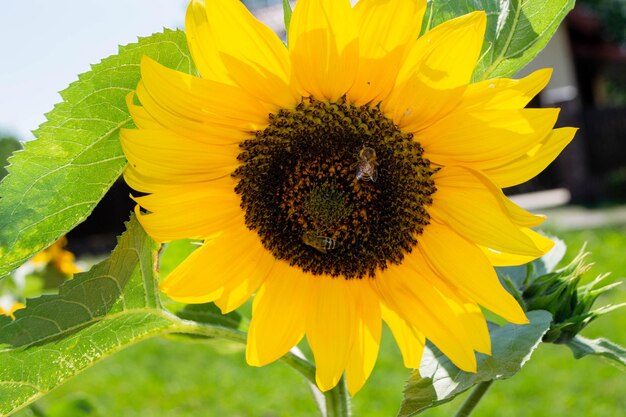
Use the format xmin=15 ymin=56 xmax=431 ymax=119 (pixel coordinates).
xmin=522 ymin=248 xmax=623 ymax=343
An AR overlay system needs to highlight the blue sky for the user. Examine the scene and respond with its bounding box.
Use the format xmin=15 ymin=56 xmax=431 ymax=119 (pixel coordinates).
xmin=0 ymin=0 xmax=188 ymax=140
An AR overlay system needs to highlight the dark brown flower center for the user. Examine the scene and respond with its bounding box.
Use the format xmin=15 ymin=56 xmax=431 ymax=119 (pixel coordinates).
xmin=233 ymin=97 xmax=436 ymax=278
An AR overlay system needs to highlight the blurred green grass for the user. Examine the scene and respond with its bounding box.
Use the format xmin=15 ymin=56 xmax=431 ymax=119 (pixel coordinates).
xmin=15 ymin=227 xmax=626 ymax=417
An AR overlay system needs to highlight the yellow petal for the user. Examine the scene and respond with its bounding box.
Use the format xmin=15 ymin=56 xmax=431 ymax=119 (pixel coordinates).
xmin=383 ymin=77 xmax=466 ymax=133
xmin=382 ymin=12 xmax=486 ymax=132
xmin=484 ymin=127 xmax=577 ymax=188
xmin=481 ymin=228 xmax=554 ymax=266
xmin=55 ymin=250 xmax=81 ymax=275
xmin=397 ymin=11 xmax=487 ymax=89
xmin=126 ymin=92 xmax=161 ymax=130
xmin=247 ymin=261 xmax=312 ymax=366
xmin=160 ymin=242 xmax=225 ymax=304
xmin=522 ymin=228 xmax=555 ymax=255
xmin=204 ymin=0 xmax=294 ymax=106
xmin=123 ymin=167 xmax=179 ymax=195
xmin=418 ymin=221 xmax=528 ymax=324
xmin=121 ymin=128 xmax=239 ymax=190
xmin=481 ymin=228 xmax=555 ymax=267
xmin=219 ymin=55 xmax=298 ymax=111
xmin=140 ymin=56 xmax=273 ymax=130
xmin=133 ymin=179 xmax=242 ymax=243
xmin=160 ymin=223 xmax=273 ymax=303
xmin=306 ymin=276 xmax=357 ymax=391
xmin=480 ymin=246 xmax=535 ymax=266
xmin=384 ymin=12 xmax=486 ymax=131
xmin=347 ymin=0 xmax=426 ymax=106
xmin=135 ymin=82 xmax=248 ymax=145
xmin=458 ymin=68 xmax=552 ymax=111
xmin=465 ymin=167 xmax=546 ymax=227
xmin=289 ymin=0 xmax=358 ymax=101
xmin=215 ymin=259 xmax=272 ymax=313
xmin=345 ymin=282 xmax=382 ymax=396
xmin=420 ymin=108 xmax=560 ymax=169
xmin=402 ymin=249 xmax=491 ymax=354
xmin=430 ymin=166 xmax=548 ymax=256
xmin=455 ymin=301 xmax=491 ymax=355
xmin=375 ymin=265 xmax=478 ymax=372
xmin=185 ymin=0 xmax=297 ymax=108
xmin=185 ymin=0 xmax=233 ymax=84
xmin=379 ymin=302 xmax=425 ymax=368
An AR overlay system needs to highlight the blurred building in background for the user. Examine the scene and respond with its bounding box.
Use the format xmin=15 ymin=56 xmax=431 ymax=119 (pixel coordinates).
xmin=512 ymin=0 xmax=626 ymax=203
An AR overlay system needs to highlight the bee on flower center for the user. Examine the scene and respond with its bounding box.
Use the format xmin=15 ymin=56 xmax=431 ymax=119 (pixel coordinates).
xmin=355 ymin=146 xmax=378 ymax=182
xmin=302 ymin=231 xmax=337 ymax=253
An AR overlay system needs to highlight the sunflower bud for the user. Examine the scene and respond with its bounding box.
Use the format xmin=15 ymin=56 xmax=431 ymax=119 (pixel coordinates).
xmin=521 ymin=250 xmax=623 ymax=344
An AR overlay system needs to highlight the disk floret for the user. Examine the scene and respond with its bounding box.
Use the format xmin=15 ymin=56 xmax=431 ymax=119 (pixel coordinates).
xmin=234 ymin=98 xmax=436 ymax=278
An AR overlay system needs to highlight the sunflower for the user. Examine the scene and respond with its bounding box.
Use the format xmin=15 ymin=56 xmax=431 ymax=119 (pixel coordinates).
xmin=31 ymin=236 xmax=81 ymax=276
xmin=121 ymin=0 xmax=575 ymax=394
xmin=0 ymin=294 xmax=25 ymax=320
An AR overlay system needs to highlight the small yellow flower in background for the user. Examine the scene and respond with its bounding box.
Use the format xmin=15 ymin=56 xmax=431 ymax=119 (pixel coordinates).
xmin=31 ymin=236 xmax=81 ymax=276
xmin=0 ymin=294 xmax=25 ymax=320
xmin=121 ymin=0 xmax=575 ymax=394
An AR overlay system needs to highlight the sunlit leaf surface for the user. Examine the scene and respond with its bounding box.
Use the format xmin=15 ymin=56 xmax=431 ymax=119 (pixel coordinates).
xmin=422 ymin=0 xmax=575 ymax=80
xmin=0 ymin=29 xmax=194 ymax=277
xmin=398 ymin=310 xmax=552 ymax=416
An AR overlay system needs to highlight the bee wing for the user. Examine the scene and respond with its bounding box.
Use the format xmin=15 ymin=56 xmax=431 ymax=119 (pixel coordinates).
xmin=371 ymin=166 xmax=378 ymax=182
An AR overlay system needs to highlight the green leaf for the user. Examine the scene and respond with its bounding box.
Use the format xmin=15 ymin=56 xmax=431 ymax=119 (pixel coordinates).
xmin=177 ymin=303 xmax=243 ymax=332
xmin=160 ymin=239 xmax=199 ymax=278
xmin=421 ymin=0 xmax=575 ymax=80
xmin=397 ymin=310 xmax=552 ymax=417
xmin=567 ymin=335 xmax=626 ymax=370
xmin=0 ymin=217 xmax=247 ymax=415
xmin=0 ymin=29 xmax=195 ymax=278
xmin=0 ymin=136 xmax=22 ymax=182
xmin=0 ymin=217 xmax=177 ymax=415
xmin=283 ymin=0 xmax=293 ymax=39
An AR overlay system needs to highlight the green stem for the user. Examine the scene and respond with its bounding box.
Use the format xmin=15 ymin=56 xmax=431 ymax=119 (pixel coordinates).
xmin=324 ymin=375 xmax=351 ymax=417
xmin=455 ymin=381 xmax=494 ymax=417
xmin=171 ymin=317 xmax=317 ymax=384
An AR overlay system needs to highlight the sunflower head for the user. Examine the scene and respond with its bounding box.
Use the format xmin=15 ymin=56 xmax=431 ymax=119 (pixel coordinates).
xmin=121 ymin=0 xmax=575 ymax=394
xmin=234 ymin=97 xmax=437 ymax=278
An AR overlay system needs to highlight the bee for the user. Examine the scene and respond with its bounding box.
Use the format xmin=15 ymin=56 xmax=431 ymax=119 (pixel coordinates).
xmin=355 ymin=146 xmax=378 ymax=182
xmin=302 ymin=231 xmax=337 ymax=253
